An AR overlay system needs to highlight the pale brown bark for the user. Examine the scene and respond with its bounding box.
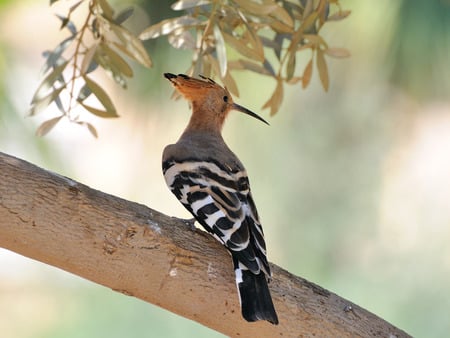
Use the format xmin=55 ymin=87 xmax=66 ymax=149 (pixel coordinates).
xmin=0 ymin=152 xmax=410 ymax=337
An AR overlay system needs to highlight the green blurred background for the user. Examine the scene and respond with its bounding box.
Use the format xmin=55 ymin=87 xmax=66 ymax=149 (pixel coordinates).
xmin=1 ymin=1 xmax=450 ymax=337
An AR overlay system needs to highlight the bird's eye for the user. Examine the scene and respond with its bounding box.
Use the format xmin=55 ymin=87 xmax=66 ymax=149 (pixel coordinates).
xmin=223 ymin=95 xmax=228 ymax=102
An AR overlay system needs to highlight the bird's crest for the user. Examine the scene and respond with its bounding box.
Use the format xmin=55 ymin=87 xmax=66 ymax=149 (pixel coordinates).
xmin=164 ymin=73 xmax=225 ymax=100
xmin=164 ymin=73 xmax=269 ymax=125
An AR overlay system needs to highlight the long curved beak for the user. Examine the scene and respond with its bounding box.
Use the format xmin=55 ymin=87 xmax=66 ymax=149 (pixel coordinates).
xmin=231 ymin=103 xmax=269 ymax=125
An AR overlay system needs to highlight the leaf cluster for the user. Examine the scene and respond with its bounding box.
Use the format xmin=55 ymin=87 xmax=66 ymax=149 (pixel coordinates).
xmin=31 ymin=0 xmax=350 ymax=136
xmin=30 ymin=0 xmax=151 ymax=137
xmin=140 ymin=0 xmax=350 ymax=116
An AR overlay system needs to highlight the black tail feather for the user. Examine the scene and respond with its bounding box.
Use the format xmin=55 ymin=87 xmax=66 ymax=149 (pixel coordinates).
xmin=236 ymin=268 xmax=279 ymax=325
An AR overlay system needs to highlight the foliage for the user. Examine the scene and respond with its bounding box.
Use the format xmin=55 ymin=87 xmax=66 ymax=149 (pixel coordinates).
xmin=30 ymin=0 xmax=152 ymax=137
xmin=141 ymin=0 xmax=350 ymax=115
xmin=30 ymin=0 xmax=349 ymax=136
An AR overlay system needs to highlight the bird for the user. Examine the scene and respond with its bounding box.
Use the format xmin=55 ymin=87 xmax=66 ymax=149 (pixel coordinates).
xmin=162 ymin=73 xmax=278 ymax=325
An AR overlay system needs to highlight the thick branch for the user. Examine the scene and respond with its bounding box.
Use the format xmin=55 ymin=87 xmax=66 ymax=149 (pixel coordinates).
xmin=0 ymin=152 xmax=410 ymax=337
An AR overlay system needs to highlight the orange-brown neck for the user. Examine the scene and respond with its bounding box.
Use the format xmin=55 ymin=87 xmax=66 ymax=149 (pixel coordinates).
xmin=184 ymin=100 xmax=228 ymax=134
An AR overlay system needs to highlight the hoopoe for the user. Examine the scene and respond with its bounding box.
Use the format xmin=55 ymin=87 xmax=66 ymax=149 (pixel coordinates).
xmin=162 ymin=73 xmax=278 ymax=325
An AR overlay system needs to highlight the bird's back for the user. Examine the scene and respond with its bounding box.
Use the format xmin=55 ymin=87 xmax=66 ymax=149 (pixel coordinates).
xmin=163 ymin=131 xmax=244 ymax=172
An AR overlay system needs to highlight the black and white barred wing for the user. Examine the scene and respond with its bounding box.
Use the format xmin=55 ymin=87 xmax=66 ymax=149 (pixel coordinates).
xmin=163 ymin=160 xmax=270 ymax=275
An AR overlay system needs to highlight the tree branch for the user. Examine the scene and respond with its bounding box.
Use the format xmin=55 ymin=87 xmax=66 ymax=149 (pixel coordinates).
xmin=0 ymin=152 xmax=410 ymax=337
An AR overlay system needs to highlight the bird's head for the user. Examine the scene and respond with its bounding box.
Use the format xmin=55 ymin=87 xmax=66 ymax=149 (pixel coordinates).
xmin=164 ymin=73 xmax=268 ymax=131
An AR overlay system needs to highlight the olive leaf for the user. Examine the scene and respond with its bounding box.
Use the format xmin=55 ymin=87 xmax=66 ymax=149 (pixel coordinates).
xmin=316 ymin=49 xmax=329 ymax=91
xmin=325 ymin=47 xmax=351 ymax=58
xmin=29 ymin=86 xmax=65 ymax=116
xmin=262 ymin=79 xmax=284 ymax=117
xmin=112 ymin=24 xmax=152 ymax=68
xmin=302 ymin=58 xmax=313 ymax=89
xmin=213 ymin=24 xmax=227 ymax=78
xmin=82 ymin=76 xmax=118 ymax=117
xmin=36 ymin=115 xmax=64 ymax=136
xmin=31 ymin=60 xmax=69 ymax=105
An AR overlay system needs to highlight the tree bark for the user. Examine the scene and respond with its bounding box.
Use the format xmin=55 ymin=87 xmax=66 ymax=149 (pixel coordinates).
xmin=0 ymin=152 xmax=410 ymax=337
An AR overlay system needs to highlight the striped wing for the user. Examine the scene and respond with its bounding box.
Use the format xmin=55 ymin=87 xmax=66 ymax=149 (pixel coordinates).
xmin=163 ymin=159 xmax=270 ymax=276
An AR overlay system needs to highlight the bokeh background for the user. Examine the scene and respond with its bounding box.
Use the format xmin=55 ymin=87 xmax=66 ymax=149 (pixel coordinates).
xmin=1 ymin=1 xmax=450 ymax=337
